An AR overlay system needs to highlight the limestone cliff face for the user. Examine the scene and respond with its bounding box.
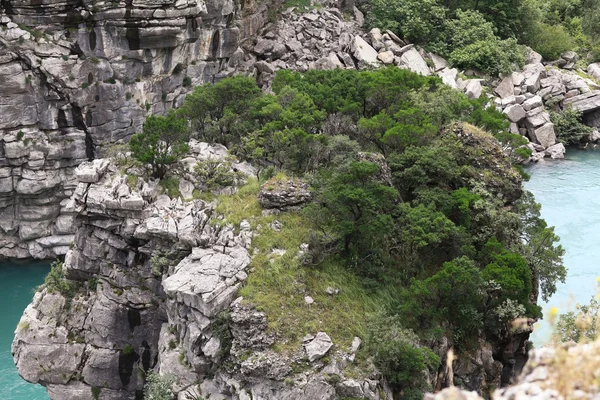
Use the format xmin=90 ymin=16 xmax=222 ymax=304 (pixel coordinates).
xmin=12 ymin=156 xmax=391 ymax=400
xmin=0 ymin=0 xmax=267 ymax=259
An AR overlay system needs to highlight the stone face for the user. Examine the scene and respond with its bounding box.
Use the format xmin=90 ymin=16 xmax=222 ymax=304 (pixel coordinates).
xmin=351 ymin=36 xmax=380 ymax=68
xmin=529 ymin=123 xmax=557 ymax=148
xmin=304 ymin=332 xmax=333 ymax=362
xmin=399 ymin=48 xmax=431 ymax=76
xmin=495 ymin=76 xmax=515 ymax=99
xmin=504 ymin=104 xmax=527 ymax=122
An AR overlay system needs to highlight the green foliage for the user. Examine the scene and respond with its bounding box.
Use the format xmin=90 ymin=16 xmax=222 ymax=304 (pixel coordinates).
xmin=143 ymin=372 xmax=175 ymax=400
xmin=211 ymin=311 xmax=233 ymax=359
xmin=551 ymin=109 xmax=594 ymax=145
xmin=194 ymin=156 xmax=243 ymax=191
xmin=367 ymin=315 xmax=439 ymax=393
xmin=129 ymin=111 xmax=190 ymax=179
xmin=526 ymin=23 xmax=575 ymax=61
xmin=556 ymin=297 xmax=600 ymax=342
xmin=515 ymin=191 xmax=566 ymax=302
xmin=123 ymin=344 xmax=135 ymax=356
xmin=449 ymin=37 xmax=524 ymax=76
xmin=91 ymin=386 xmax=101 ymax=400
xmin=42 ymin=260 xmax=76 ymax=299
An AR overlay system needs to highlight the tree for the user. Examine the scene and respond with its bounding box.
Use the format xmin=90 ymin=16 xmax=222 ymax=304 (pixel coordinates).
xmin=129 ymin=112 xmax=190 ymax=179
xmin=515 ymin=191 xmax=566 ymax=302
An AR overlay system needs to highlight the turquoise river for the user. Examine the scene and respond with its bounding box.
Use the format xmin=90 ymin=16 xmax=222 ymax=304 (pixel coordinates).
xmin=1 ymin=148 xmax=600 ymax=397
xmin=0 ymin=261 xmax=49 ymax=399
xmin=526 ymin=147 xmax=600 ymax=344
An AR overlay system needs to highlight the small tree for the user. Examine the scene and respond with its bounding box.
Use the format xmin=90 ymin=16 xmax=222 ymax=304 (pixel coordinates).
xmin=129 ymin=112 xmax=190 ymax=179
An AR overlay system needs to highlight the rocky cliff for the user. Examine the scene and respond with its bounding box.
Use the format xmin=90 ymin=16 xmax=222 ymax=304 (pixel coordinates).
xmin=12 ymin=153 xmax=393 ymax=400
xmin=4 ymin=0 xmax=600 ymax=260
xmin=0 ymin=0 xmax=268 ymax=259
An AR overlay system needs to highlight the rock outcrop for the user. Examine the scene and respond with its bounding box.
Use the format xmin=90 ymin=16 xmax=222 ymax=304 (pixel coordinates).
xmin=0 ymin=0 xmax=270 ymax=259
xmin=12 ymin=157 xmax=392 ymax=400
xmin=430 ymin=337 xmax=600 ymax=400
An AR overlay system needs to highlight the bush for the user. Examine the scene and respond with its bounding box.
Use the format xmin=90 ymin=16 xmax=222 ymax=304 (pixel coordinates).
xmin=129 ymin=112 xmax=190 ymax=179
xmin=367 ymin=315 xmax=440 ymax=393
xmin=42 ymin=260 xmax=76 ymax=298
xmin=194 ymin=156 xmax=243 ymax=191
xmin=143 ymin=372 xmax=175 ymax=400
xmin=526 ymin=23 xmax=575 ymax=61
xmin=551 ymin=109 xmax=593 ymax=145
xmin=556 ymin=297 xmax=600 ymax=342
xmin=449 ymin=38 xmax=525 ymax=76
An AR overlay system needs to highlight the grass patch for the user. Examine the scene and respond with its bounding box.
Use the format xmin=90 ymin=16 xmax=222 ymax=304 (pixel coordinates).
xmin=159 ymin=178 xmax=181 ymax=199
xmin=216 ymin=180 xmax=387 ymax=355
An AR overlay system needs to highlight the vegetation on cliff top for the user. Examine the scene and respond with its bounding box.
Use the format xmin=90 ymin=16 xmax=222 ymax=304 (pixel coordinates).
xmin=129 ymin=68 xmax=566 ymax=397
xmin=365 ymin=0 xmax=600 ymax=74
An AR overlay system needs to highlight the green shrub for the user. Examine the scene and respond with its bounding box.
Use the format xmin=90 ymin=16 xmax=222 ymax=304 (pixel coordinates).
xmin=183 ymin=76 xmax=192 ymax=87
xmin=173 ymin=63 xmax=184 ymax=75
xmin=449 ymin=38 xmax=525 ymax=76
xmin=129 ymin=112 xmax=190 ymax=179
xmin=551 ymin=109 xmax=593 ymax=145
xmin=526 ymin=23 xmax=575 ymax=61
xmin=143 ymin=372 xmax=175 ymax=400
xmin=367 ymin=315 xmax=440 ymax=393
xmin=42 ymin=260 xmax=76 ymax=299
xmin=194 ymin=157 xmax=243 ymax=191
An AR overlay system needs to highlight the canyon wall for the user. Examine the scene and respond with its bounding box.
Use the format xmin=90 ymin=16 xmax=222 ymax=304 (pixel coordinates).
xmin=0 ymin=0 xmax=267 ymax=258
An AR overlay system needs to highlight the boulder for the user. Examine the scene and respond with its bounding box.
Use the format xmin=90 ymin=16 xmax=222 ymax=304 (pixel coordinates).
xmin=523 ymin=63 xmax=546 ymax=93
xmin=377 ymin=51 xmax=395 ymax=65
xmin=529 ymin=123 xmax=557 ymax=148
xmin=525 ymin=47 xmax=543 ymax=64
xmin=304 ymin=332 xmax=333 ymax=362
xmin=399 ymin=48 xmax=431 ymax=76
xmin=495 ymin=76 xmax=515 ymax=99
xmin=351 ymin=36 xmax=380 ymax=68
xmin=464 ymin=80 xmax=483 ymax=99
xmin=522 ymin=95 xmax=543 ymax=111
xmin=429 ymin=53 xmax=448 ymax=71
xmin=588 ymin=63 xmax=600 ymax=81
xmin=439 ymin=68 xmax=458 ymax=89
xmin=545 ymin=143 xmax=566 ymax=159
xmin=504 ymin=104 xmax=526 ymax=122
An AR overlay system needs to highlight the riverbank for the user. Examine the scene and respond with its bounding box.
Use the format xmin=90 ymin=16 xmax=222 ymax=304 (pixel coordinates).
xmin=0 ymin=261 xmax=49 ymax=400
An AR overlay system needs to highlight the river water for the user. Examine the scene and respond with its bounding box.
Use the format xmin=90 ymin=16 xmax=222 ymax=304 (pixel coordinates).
xmin=0 ymin=261 xmax=49 ymax=399
xmin=526 ymin=147 xmax=600 ymax=344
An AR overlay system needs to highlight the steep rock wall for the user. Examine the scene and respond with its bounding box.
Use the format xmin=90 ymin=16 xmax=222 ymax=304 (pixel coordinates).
xmin=12 ymin=157 xmax=392 ymax=400
xmin=0 ymin=0 xmax=268 ymax=259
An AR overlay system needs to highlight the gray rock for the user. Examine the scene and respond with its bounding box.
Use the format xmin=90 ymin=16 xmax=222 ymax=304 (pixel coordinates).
xmin=529 ymin=123 xmax=557 ymax=148
xmin=495 ymin=76 xmax=515 ymax=99
xmin=464 ymin=80 xmax=483 ymax=99
xmin=589 ymin=63 xmax=600 ymax=81
xmin=351 ymin=36 xmax=380 ymax=68
xmin=304 ymin=332 xmax=333 ymax=362
xmin=522 ymin=95 xmax=543 ymax=111
xmin=523 ymin=63 xmax=546 ymax=93
xmin=399 ymin=48 xmax=431 ymax=76
xmin=544 ymin=143 xmax=566 ymax=159
xmin=377 ymin=51 xmax=395 ymax=65
xmin=504 ymin=104 xmax=526 ymax=122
